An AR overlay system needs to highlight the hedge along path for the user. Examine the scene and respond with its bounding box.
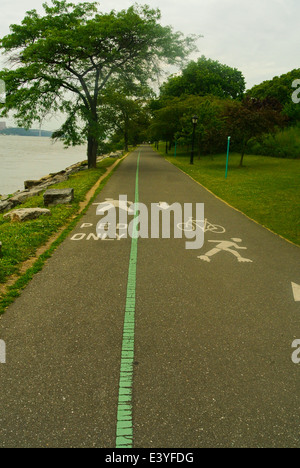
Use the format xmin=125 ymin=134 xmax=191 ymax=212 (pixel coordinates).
xmin=0 ymin=152 xmax=130 ymax=299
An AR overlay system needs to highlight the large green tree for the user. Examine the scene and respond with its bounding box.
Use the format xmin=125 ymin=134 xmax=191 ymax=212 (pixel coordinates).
xmin=160 ymin=56 xmax=246 ymax=100
xmin=148 ymin=96 xmax=185 ymax=150
xmin=99 ymin=80 xmax=152 ymax=151
xmin=0 ymin=1 xmax=197 ymax=167
xmin=223 ymin=97 xmax=287 ymax=167
xmin=246 ymin=69 xmax=300 ymax=124
xmin=149 ymin=94 xmax=287 ymax=164
xmin=149 ymin=95 xmax=227 ymax=156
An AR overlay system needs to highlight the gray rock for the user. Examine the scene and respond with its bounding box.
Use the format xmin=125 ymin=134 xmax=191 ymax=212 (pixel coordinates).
xmin=0 ymin=241 xmax=2 ymax=258
xmin=24 ymin=180 xmax=42 ymax=190
xmin=10 ymin=189 xmax=44 ymax=206
xmin=3 ymin=208 xmax=51 ymax=222
xmin=0 ymin=199 xmax=14 ymax=213
xmin=49 ymin=170 xmax=66 ymax=177
xmin=33 ymin=174 xmax=69 ymax=192
xmin=65 ymin=167 xmax=80 ymax=176
xmin=48 ymin=173 xmax=69 ymax=184
xmin=24 ymin=173 xmax=69 ymax=192
xmin=43 ymin=188 xmax=74 ymax=207
xmin=65 ymin=162 xmax=83 ymax=172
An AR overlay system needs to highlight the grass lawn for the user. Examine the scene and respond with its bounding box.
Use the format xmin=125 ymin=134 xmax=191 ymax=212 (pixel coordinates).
xmin=156 ymin=144 xmax=300 ymax=246
xmin=0 ymin=157 xmax=116 ymax=285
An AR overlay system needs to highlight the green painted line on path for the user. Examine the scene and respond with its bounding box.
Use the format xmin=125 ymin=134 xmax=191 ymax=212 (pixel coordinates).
xmin=116 ymin=151 xmax=140 ymax=448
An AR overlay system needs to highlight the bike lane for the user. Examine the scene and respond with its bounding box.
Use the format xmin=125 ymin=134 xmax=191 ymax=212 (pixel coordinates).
xmin=133 ymin=146 xmax=300 ymax=448
xmin=0 ymin=150 xmax=140 ymax=448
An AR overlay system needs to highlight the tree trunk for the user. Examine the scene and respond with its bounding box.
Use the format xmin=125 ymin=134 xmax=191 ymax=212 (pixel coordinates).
xmin=87 ymin=107 xmax=99 ymax=169
xmin=239 ymin=139 xmax=247 ymax=167
xmin=87 ymin=135 xmax=98 ymax=169
xmin=239 ymin=151 xmax=245 ymax=167
xmin=124 ymin=121 xmax=129 ymax=152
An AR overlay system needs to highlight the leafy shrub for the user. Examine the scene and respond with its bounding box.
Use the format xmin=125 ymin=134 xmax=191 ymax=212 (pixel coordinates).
xmin=247 ymin=125 xmax=300 ymax=159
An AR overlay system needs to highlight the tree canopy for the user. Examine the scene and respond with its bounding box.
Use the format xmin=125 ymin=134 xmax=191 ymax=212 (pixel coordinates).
xmin=223 ymin=97 xmax=286 ymax=166
xmin=0 ymin=0 xmax=198 ymax=167
xmin=99 ymin=79 xmax=152 ymax=151
xmin=148 ymin=93 xmax=287 ymax=165
xmin=246 ymin=69 xmax=300 ymax=124
xmin=160 ymin=56 xmax=246 ymax=100
xmin=148 ymin=56 xmax=295 ymax=165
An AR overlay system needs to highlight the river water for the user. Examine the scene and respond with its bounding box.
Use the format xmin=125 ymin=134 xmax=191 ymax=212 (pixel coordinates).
xmin=0 ymin=136 xmax=87 ymax=195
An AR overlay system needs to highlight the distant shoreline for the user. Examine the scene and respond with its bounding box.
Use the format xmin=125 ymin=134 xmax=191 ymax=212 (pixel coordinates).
xmin=0 ymin=128 xmax=53 ymax=137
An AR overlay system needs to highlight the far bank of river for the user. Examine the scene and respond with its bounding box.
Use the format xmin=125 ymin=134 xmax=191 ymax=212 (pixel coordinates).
xmin=0 ymin=136 xmax=87 ymax=195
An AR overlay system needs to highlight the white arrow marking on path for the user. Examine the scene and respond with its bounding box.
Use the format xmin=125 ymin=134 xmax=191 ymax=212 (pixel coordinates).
xmin=157 ymin=202 xmax=170 ymax=210
xmin=292 ymin=282 xmax=300 ymax=302
xmin=94 ymin=198 xmax=134 ymax=214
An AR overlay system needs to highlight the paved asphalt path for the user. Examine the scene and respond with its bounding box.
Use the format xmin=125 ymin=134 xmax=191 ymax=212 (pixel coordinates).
xmin=0 ymin=145 xmax=299 ymax=448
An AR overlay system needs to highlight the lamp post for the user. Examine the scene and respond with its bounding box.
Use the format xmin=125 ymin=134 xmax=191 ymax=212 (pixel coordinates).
xmin=225 ymin=136 xmax=231 ymax=179
xmin=190 ymin=115 xmax=198 ymax=165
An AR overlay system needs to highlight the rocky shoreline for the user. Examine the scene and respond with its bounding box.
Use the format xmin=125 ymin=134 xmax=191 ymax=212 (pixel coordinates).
xmin=0 ymin=151 xmax=123 ymax=214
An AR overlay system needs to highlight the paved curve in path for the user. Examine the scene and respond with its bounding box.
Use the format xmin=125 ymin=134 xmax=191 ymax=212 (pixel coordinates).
xmin=0 ymin=145 xmax=299 ymax=448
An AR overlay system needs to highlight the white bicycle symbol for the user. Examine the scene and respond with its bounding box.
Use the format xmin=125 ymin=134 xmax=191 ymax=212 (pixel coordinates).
xmin=177 ymin=217 xmax=226 ymax=234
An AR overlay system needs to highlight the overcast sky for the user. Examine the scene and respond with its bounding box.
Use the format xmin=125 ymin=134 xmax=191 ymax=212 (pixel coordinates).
xmin=0 ymin=0 xmax=299 ymax=129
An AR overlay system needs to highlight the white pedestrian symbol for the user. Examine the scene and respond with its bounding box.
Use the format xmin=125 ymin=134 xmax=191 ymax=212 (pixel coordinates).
xmin=198 ymin=238 xmax=253 ymax=263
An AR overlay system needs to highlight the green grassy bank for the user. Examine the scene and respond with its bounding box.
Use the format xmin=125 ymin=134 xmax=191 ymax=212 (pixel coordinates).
xmin=156 ymin=145 xmax=300 ymax=245
xmin=0 ymin=157 xmax=116 ymax=286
